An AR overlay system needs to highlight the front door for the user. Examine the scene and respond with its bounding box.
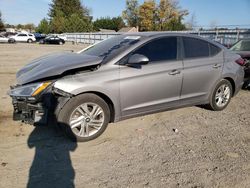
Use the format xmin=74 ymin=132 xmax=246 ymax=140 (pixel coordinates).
xmin=119 ymin=37 xmax=183 ymax=117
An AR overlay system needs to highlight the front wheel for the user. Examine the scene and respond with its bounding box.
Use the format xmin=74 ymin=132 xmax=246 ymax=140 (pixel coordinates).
xmin=58 ymin=93 xmax=110 ymax=142
xmin=27 ymin=39 xmax=32 ymax=43
xmin=207 ymin=79 xmax=233 ymax=111
xmin=8 ymin=39 xmax=15 ymax=43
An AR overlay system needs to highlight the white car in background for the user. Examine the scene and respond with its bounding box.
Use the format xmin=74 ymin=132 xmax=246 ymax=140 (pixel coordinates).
xmin=0 ymin=34 xmax=12 ymax=43
xmin=10 ymin=33 xmax=36 ymax=43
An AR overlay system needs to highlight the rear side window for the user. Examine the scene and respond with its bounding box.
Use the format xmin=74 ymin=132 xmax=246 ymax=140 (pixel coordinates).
xmin=183 ymin=37 xmax=209 ymax=58
xmin=209 ymin=44 xmax=221 ymax=56
xmin=134 ymin=37 xmax=177 ymax=62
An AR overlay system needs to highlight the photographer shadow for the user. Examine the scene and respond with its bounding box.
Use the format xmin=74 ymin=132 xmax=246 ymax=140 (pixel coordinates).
xmin=27 ymin=124 xmax=77 ymax=188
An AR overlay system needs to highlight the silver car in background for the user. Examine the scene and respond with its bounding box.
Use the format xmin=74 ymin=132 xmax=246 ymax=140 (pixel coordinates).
xmin=9 ymin=33 xmax=245 ymax=142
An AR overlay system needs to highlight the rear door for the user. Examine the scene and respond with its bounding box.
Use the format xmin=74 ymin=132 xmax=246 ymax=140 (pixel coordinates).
xmin=181 ymin=37 xmax=223 ymax=102
xmin=119 ymin=37 xmax=183 ymax=117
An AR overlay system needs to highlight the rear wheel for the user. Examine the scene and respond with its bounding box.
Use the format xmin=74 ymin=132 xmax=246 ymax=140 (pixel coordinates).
xmin=207 ymin=79 xmax=233 ymax=111
xmin=58 ymin=93 xmax=110 ymax=142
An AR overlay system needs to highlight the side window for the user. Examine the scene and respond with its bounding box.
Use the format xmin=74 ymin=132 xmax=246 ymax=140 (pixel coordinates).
xmin=18 ymin=34 xmax=27 ymax=37
xmin=209 ymin=44 xmax=221 ymax=56
xmin=134 ymin=37 xmax=177 ymax=62
xmin=183 ymin=37 xmax=209 ymax=58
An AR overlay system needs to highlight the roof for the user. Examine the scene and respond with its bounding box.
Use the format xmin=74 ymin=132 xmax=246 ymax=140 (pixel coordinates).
xmin=121 ymin=31 xmax=224 ymax=48
xmin=122 ymin=31 xmax=195 ymax=37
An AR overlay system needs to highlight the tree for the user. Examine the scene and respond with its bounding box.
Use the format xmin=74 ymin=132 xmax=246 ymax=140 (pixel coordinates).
xmin=48 ymin=0 xmax=92 ymax=33
xmin=64 ymin=14 xmax=93 ymax=32
xmin=156 ymin=0 xmax=188 ymax=31
xmin=122 ymin=0 xmax=139 ymax=27
xmin=48 ymin=0 xmax=90 ymax=19
xmin=16 ymin=23 xmax=36 ymax=32
xmin=23 ymin=24 xmax=36 ymax=32
xmin=138 ymin=0 xmax=156 ymax=31
xmin=0 ymin=11 xmax=5 ymax=31
xmin=36 ymin=18 xmax=50 ymax=34
xmin=50 ymin=9 xmax=66 ymax=33
xmin=93 ymin=17 xmax=125 ymax=31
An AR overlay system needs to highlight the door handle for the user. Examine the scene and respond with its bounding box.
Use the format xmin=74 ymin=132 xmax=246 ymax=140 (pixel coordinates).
xmin=213 ymin=64 xmax=222 ymax=69
xmin=169 ymin=70 xmax=181 ymax=75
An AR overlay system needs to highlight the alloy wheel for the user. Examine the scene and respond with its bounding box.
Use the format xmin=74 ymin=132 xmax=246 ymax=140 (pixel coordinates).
xmin=69 ymin=102 xmax=105 ymax=138
xmin=215 ymin=84 xmax=231 ymax=108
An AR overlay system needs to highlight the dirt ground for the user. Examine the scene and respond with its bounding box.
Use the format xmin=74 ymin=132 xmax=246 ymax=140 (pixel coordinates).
xmin=0 ymin=43 xmax=250 ymax=188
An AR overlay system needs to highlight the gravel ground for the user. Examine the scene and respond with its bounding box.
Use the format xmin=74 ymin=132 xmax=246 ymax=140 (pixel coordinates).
xmin=0 ymin=43 xmax=250 ymax=188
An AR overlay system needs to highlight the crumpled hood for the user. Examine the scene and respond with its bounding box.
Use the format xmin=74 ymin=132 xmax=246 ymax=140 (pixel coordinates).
xmin=16 ymin=52 xmax=103 ymax=85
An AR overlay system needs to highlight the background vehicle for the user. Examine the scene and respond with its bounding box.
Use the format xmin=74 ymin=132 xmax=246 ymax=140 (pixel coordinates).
xmin=9 ymin=33 xmax=245 ymax=142
xmin=10 ymin=33 xmax=36 ymax=43
xmin=0 ymin=34 xmax=14 ymax=43
xmin=39 ymin=36 xmax=65 ymax=45
xmin=55 ymin=34 xmax=67 ymax=41
xmin=33 ymin=33 xmax=47 ymax=42
xmin=230 ymin=39 xmax=250 ymax=87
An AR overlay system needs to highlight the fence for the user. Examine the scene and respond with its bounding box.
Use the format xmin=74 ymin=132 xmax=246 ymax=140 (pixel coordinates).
xmin=65 ymin=32 xmax=120 ymax=44
xmin=65 ymin=29 xmax=250 ymax=45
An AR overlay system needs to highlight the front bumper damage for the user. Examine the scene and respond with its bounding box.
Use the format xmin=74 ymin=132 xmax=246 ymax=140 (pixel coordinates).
xmin=9 ymin=84 xmax=71 ymax=126
xmin=12 ymin=96 xmax=48 ymax=125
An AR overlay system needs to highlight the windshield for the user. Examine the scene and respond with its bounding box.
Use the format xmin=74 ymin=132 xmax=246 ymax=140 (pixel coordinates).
xmin=80 ymin=35 xmax=141 ymax=60
xmin=231 ymin=40 xmax=250 ymax=51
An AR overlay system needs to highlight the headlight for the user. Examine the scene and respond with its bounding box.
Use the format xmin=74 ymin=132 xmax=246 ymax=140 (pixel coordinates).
xmin=9 ymin=82 xmax=51 ymax=97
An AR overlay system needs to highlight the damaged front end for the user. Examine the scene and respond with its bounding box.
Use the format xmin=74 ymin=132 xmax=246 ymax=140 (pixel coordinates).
xmin=9 ymin=82 xmax=54 ymax=125
xmin=9 ymin=82 xmax=73 ymax=125
xmin=8 ymin=51 xmax=103 ymax=125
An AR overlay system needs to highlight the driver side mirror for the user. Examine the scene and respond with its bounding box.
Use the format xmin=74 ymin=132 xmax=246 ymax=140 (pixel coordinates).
xmin=127 ymin=54 xmax=149 ymax=65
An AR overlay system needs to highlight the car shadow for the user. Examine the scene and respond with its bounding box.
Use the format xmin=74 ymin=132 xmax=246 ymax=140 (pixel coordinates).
xmin=27 ymin=124 xmax=77 ymax=188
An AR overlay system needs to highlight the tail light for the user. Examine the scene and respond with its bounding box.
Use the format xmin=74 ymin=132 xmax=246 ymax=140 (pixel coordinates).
xmin=235 ymin=58 xmax=246 ymax=66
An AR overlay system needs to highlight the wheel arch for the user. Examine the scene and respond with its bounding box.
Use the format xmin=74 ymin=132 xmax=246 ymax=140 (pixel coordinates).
xmin=223 ymin=77 xmax=236 ymax=96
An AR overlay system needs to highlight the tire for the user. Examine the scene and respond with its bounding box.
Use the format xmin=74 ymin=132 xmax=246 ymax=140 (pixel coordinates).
xmin=207 ymin=79 xmax=233 ymax=111
xmin=8 ymin=39 xmax=15 ymax=43
xmin=27 ymin=39 xmax=32 ymax=43
xmin=242 ymin=79 xmax=250 ymax=89
xmin=58 ymin=93 xmax=110 ymax=142
xmin=59 ymin=41 xmax=63 ymax=45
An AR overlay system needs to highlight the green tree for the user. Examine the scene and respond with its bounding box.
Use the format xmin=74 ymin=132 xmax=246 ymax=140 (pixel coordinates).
xmin=0 ymin=11 xmax=4 ymax=30
xmin=93 ymin=16 xmax=125 ymax=31
xmin=164 ymin=17 xmax=186 ymax=31
xmin=48 ymin=0 xmax=92 ymax=33
xmin=138 ymin=0 xmax=156 ymax=31
xmin=122 ymin=0 xmax=139 ymax=27
xmin=36 ymin=18 xmax=50 ymax=34
xmin=64 ymin=14 xmax=93 ymax=32
xmin=50 ymin=9 xmax=66 ymax=33
xmin=48 ymin=0 xmax=90 ymax=18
